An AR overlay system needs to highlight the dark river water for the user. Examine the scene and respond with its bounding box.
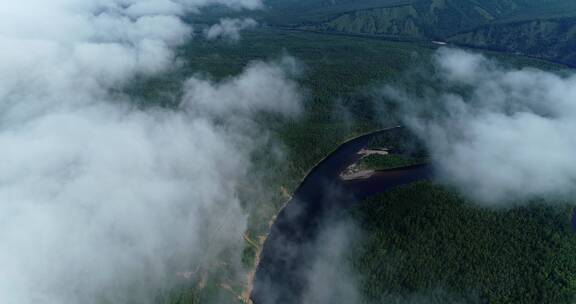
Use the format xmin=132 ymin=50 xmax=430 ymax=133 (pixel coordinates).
xmin=251 ymin=128 xmax=433 ymax=304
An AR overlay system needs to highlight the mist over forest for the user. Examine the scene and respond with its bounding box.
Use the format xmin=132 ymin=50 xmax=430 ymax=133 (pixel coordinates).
xmin=1 ymin=0 xmax=575 ymax=303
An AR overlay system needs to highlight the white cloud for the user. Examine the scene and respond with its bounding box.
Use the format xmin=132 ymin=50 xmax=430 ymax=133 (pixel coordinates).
xmin=184 ymin=56 xmax=303 ymax=117
xmin=0 ymin=0 xmax=307 ymax=303
xmin=204 ymin=18 xmax=258 ymax=42
xmin=0 ymin=104 xmax=249 ymax=303
xmin=383 ymin=48 xmax=576 ymax=206
xmin=302 ymin=221 xmax=361 ymax=304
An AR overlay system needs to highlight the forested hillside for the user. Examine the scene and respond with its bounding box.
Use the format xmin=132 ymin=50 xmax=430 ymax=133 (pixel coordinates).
xmin=264 ymin=0 xmax=561 ymax=26
xmin=449 ymin=17 xmax=576 ymax=67
xmin=286 ymin=1 xmax=570 ymax=32
xmin=242 ymin=0 xmax=576 ymax=66
xmin=295 ymin=0 xmax=522 ymax=39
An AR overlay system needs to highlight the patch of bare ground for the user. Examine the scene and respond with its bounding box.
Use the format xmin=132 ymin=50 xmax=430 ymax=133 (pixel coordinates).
xmin=340 ymin=148 xmax=390 ymax=180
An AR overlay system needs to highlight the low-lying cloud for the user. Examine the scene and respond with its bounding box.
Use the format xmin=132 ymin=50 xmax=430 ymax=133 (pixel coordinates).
xmin=383 ymin=48 xmax=576 ymax=206
xmin=185 ymin=56 xmax=303 ymax=117
xmin=204 ymin=18 xmax=258 ymax=42
xmin=302 ymin=220 xmax=361 ymax=304
xmin=0 ymin=1 xmax=306 ymax=304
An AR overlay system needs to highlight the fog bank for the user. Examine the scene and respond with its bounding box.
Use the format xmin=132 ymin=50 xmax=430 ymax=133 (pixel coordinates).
xmin=0 ymin=1 xmax=306 ymax=303
xmin=204 ymin=18 xmax=258 ymax=42
xmin=383 ymin=48 xmax=576 ymax=205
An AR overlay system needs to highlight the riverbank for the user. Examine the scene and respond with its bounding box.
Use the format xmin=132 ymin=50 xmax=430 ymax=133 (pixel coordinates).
xmin=240 ymin=127 xmax=401 ymax=302
xmin=250 ymin=128 xmax=432 ymax=304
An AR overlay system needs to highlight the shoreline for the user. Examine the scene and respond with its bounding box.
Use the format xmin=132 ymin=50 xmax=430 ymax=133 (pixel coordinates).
xmin=250 ymin=126 xmax=430 ymax=303
xmin=241 ymin=126 xmax=402 ymax=301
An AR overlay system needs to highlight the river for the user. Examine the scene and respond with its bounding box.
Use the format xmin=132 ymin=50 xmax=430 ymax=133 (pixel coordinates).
xmin=251 ymin=127 xmax=433 ymax=304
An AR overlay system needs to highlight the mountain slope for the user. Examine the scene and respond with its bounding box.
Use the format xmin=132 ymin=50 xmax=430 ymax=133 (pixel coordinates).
xmin=448 ymin=17 xmax=576 ymax=66
xmin=196 ymin=0 xmax=576 ymax=66
xmin=283 ymin=0 xmax=576 ymax=66
xmin=294 ymin=0 xmax=575 ymax=36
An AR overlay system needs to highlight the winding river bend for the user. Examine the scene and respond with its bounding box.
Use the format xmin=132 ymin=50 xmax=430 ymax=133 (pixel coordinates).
xmin=251 ymin=127 xmax=433 ymax=304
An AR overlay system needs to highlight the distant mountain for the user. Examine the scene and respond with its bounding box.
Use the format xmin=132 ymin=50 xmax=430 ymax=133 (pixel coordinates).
xmin=449 ymin=17 xmax=576 ymax=66
xmin=259 ymin=0 xmax=576 ymax=66
xmin=195 ymin=0 xmax=576 ymax=66
xmin=294 ymin=0 xmax=514 ymax=38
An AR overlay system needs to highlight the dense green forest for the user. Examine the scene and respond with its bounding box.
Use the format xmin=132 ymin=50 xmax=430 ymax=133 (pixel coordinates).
xmin=358 ymin=153 xmax=426 ymax=171
xmin=350 ymin=182 xmax=576 ymax=304
xmin=141 ymin=27 xmax=572 ymax=303
xmin=148 ymin=28 xmax=435 ymax=304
